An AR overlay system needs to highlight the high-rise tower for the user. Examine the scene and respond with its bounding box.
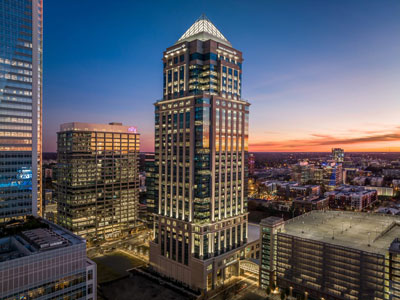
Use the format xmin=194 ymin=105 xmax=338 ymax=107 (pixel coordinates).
xmin=149 ymin=15 xmax=250 ymax=292
xmin=0 ymin=0 xmax=43 ymax=221
xmin=56 ymin=122 xmax=140 ymax=242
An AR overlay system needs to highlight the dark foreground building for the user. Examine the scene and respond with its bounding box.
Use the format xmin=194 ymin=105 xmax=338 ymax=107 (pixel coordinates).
xmin=149 ymin=15 xmax=250 ymax=292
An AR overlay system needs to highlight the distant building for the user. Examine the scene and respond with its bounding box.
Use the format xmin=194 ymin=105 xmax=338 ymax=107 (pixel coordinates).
xmin=43 ymin=189 xmax=57 ymax=223
xmin=0 ymin=217 xmax=96 ymax=300
xmin=332 ymin=148 xmax=344 ymax=163
xmin=321 ymin=163 xmax=343 ymax=190
xmin=56 ymin=122 xmax=140 ymax=242
xmin=290 ymin=161 xmax=313 ymax=184
xmin=325 ymin=185 xmax=377 ymax=210
xmin=353 ymin=176 xmax=384 ymax=187
xmin=291 ymin=161 xmax=342 ymax=189
xmin=44 ymin=189 xmax=52 ymax=203
xmin=364 ymin=186 xmax=394 ymax=197
xmin=262 ymin=180 xmax=320 ymax=201
xmin=139 ymin=172 xmax=146 ymax=193
xmin=249 ymin=153 xmax=255 ymax=175
xmin=393 ymin=180 xmax=400 ymax=195
xmin=384 ymin=169 xmax=400 ymax=179
xmin=44 ymin=168 xmax=53 ymax=179
xmin=292 ymin=195 xmax=329 ymax=213
xmin=353 ymin=176 xmax=367 ymax=186
xmin=370 ymin=176 xmax=384 ymax=187
xmin=260 ymin=211 xmax=400 ymax=299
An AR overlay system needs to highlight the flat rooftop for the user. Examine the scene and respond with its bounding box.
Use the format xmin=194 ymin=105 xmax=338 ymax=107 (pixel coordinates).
xmin=59 ymin=122 xmax=138 ymax=134
xmin=0 ymin=217 xmax=84 ymax=262
xmin=283 ymin=210 xmax=400 ymax=255
xmin=21 ymin=228 xmax=70 ymax=251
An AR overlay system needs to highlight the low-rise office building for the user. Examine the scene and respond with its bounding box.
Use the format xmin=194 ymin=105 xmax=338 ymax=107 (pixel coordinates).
xmin=0 ymin=217 xmax=96 ymax=300
xmin=260 ymin=211 xmax=400 ymax=300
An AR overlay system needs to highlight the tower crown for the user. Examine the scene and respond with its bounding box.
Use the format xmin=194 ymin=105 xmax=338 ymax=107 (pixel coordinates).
xmin=176 ymin=14 xmax=231 ymax=47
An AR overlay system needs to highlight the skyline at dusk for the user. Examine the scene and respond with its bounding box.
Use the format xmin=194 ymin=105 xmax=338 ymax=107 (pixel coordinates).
xmin=3 ymin=1 xmax=400 ymax=299
xmin=43 ymin=0 xmax=400 ymax=152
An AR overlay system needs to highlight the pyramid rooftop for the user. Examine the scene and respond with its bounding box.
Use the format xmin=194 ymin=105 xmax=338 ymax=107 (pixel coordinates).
xmin=176 ymin=14 xmax=232 ymax=47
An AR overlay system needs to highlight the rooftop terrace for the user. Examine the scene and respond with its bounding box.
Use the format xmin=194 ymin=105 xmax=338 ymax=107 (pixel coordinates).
xmin=283 ymin=210 xmax=400 ymax=255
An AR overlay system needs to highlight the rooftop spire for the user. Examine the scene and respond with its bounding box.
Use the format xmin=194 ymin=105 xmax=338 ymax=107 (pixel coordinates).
xmin=176 ymin=14 xmax=232 ymax=47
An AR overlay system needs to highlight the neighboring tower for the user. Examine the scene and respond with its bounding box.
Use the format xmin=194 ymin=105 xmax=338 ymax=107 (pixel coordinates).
xmin=149 ymin=15 xmax=250 ymax=292
xmin=0 ymin=0 xmax=43 ymax=221
xmin=260 ymin=217 xmax=284 ymax=290
xmin=332 ymin=148 xmax=344 ymax=163
xmin=56 ymin=122 xmax=140 ymax=242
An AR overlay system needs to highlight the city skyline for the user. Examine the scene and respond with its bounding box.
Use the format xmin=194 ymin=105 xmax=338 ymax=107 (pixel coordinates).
xmin=43 ymin=0 xmax=400 ymax=153
xmin=2 ymin=2 xmax=400 ymax=299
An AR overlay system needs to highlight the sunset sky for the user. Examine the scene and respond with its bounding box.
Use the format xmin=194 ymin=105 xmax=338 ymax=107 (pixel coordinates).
xmin=43 ymin=0 xmax=400 ymax=152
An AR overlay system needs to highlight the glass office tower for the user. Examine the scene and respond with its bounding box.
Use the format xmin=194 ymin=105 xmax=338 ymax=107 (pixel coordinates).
xmin=149 ymin=15 xmax=250 ymax=292
xmin=56 ymin=122 xmax=140 ymax=243
xmin=0 ymin=0 xmax=43 ymax=221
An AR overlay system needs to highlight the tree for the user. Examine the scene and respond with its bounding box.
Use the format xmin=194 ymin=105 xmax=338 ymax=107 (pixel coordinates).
xmin=281 ymin=290 xmax=286 ymax=300
xmin=271 ymin=282 xmax=276 ymax=291
xmin=266 ymin=287 xmax=271 ymax=295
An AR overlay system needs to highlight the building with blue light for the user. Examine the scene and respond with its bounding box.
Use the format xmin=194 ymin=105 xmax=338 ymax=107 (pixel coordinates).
xmin=0 ymin=0 xmax=43 ymax=221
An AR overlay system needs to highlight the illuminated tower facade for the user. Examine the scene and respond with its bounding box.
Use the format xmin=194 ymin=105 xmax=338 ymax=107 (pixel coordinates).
xmin=0 ymin=0 xmax=43 ymax=221
xmin=56 ymin=122 xmax=140 ymax=242
xmin=149 ymin=15 xmax=250 ymax=292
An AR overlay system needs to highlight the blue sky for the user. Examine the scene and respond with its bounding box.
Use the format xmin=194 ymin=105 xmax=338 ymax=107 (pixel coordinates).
xmin=44 ymin=0 xmax=400 ymax=152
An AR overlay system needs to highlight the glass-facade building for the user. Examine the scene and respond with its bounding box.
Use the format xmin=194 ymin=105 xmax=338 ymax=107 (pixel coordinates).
xmin=0 ymin=218 xmax=96 ymax=300
xmin=0 ymin=0 xmax=43 ymax=221
xmin=149 ymin=15 xmax=250 ymax=292
xmin=56 ymin=122 xmax=140 ymax=243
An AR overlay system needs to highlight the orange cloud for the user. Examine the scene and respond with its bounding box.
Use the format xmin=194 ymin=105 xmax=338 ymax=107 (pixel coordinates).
xmin=250 ymin=128 xmax=400 ymax=152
